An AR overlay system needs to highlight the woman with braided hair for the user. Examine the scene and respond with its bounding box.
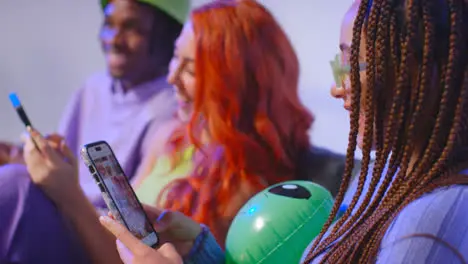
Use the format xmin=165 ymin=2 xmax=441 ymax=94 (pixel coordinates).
xmin=304 ymin=0 xmax=468 ymax=262
xmin=97 ymin=0 xmax=468 ymax=263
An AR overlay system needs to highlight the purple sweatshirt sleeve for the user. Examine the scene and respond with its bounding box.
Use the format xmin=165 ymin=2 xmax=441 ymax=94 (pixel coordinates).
xmin=0 ymin=164 xmax=89 ymax=263
xmin=184 ymin=225 xmax=225 ymax=264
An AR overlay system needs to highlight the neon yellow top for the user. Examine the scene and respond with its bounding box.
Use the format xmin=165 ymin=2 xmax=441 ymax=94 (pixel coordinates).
xmin=135 ymin=145 xmax=195 ymax=206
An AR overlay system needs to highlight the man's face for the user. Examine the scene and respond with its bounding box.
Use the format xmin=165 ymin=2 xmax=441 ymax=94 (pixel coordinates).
xmin=100 ymin=0 xmax=154 ymax=82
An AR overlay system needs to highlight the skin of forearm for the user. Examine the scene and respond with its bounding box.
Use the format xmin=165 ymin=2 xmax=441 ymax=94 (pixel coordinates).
xmin=56 ymin=186 xmax=123 ymax=264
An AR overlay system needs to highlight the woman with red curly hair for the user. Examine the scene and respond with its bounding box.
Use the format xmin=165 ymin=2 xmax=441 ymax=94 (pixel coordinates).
xmin=131 ymin=0 xmax=313 ymax=244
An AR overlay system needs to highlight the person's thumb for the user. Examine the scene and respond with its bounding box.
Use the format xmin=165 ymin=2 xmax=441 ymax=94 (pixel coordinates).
xmin=158 ymin=243 xmax=182 ymax=262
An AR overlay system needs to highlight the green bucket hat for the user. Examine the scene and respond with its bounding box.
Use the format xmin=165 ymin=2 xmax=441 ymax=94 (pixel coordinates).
xmin=100 ymin=0 xmax=190 ymax=24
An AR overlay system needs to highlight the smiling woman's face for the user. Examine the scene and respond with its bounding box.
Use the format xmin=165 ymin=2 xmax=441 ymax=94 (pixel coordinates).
xmin=330 ymin=0 xmax=370 ymax=149
xmin=167 ymin=21 xmax=197 ymax=122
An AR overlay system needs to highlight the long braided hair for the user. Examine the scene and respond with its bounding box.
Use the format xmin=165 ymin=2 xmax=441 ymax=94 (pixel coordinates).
xmin=304 ymin=0 xmax=468 ymax=262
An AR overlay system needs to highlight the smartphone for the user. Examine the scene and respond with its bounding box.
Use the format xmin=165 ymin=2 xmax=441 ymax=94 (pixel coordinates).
xmin=80 ymin=141 xmax=159 ymax=247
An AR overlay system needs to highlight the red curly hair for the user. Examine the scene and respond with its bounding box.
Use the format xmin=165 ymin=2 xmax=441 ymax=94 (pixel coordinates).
xmin=158 ymin=0 xmax=313 ymax=245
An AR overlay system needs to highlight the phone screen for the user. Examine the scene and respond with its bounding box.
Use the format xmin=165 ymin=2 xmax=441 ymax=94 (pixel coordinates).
xmin=88 ymin=143 xmax=158 ymax=246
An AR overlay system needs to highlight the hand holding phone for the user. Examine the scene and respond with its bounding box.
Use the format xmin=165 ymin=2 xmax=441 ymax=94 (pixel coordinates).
xmin=101 ymin=204 xmax=203 ymax=261
xmin=80 ymin=141 xmax=159 ymax=248
xmin=100 ymin=215 xmax=183 ymax=264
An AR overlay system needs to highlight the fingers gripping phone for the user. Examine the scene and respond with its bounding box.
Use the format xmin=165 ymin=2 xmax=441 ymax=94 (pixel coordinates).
xmin=80 ymin=141 xmax=159 ymax=247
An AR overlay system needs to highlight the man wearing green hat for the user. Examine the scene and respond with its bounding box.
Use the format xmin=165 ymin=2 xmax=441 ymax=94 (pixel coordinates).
xmin=1 ymin=0 xmax=190 ymax=196
xmin=57 ymin=0 xmax=190 ymax=204
xmin=0 ymin=1 xmax=190 ymax=263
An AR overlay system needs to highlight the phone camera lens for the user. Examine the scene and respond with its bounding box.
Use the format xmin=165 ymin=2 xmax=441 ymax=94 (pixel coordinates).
xmin=88 ymin=165 xmax=96 ymax=174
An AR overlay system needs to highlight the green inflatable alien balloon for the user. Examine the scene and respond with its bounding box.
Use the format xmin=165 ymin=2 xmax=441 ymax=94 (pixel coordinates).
xmin=225 ymin=181 xmax=334 ymax=264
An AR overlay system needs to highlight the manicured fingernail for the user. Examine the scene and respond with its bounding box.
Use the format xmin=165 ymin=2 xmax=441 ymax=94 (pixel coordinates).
xmin=156 ymin=211 xmax=167 ymax=223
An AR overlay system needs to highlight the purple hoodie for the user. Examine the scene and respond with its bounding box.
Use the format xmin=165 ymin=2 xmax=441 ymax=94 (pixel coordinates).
xmin=58 ymin=72 xmax=177 ymax=205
